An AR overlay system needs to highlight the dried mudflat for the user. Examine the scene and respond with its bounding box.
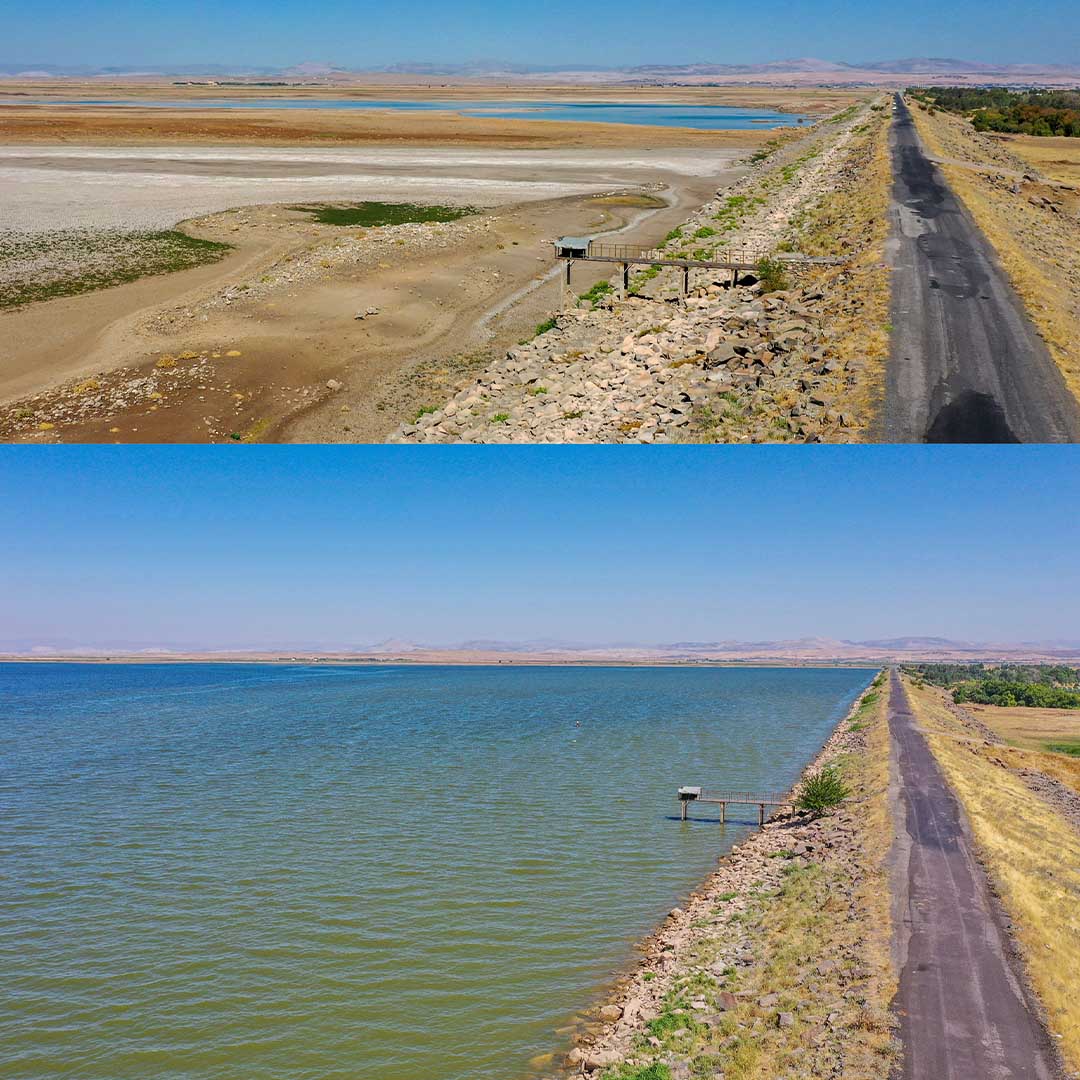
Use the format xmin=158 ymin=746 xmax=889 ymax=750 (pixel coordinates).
xmin=0 ymin=144 xmax=741 ymax=231
xmin=0 ymin=139 xmax=743 ymax=441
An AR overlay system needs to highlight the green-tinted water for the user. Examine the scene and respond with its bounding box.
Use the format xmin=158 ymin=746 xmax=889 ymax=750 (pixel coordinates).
xmin=0 ymin=663 xmax=872 ymax=1079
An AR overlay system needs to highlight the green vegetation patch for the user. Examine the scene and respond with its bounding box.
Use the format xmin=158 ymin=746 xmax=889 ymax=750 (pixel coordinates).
xmin=904 ymin=663 xmax=1080 ymax=708
xmin=796 ymin=765 xmax=850 ymax=817
xmin=0 ymin=228 xmax=232 ymax=310
xmin=1044 ymin=741 xmax=1080 ymax=757
xmin=603 ymin=1065 xmax=671 ymax=1080
xmin=756 ymin=255 xmax=789 ymax=293
xmin=291 ymin=201 xmax=477 ymax=227
xmin=579 ymin=279 xmax=615 ymax=307
xmin=910 ymin=86 xmax=1080 ymax=137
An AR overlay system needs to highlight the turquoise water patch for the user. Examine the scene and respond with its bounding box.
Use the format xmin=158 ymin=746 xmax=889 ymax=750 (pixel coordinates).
xmin=12 ymin=98 xmax=811 ymax=130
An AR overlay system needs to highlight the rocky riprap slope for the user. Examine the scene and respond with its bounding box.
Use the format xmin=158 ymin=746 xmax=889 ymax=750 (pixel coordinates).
xmin=392 ymin=106 xmax=881 ymax=444
xmin=390 ymin=285 xmax=864 ymax=443
xmin=544 ymin=679 xmax=896 ymax=1080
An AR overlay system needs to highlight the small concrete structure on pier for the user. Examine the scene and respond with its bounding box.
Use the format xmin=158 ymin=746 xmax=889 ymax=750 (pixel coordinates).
xmin=678 ymin=786 xmax=793 ymax=826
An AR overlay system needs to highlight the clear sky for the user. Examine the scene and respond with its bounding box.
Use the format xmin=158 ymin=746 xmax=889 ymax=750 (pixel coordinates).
xmin=2 ymin=446 xmax=1078 ymax=651
xmin=4 ymin=0 xmax=1079 ymax=69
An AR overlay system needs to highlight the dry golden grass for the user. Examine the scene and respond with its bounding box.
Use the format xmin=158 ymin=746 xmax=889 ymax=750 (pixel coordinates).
xmin=905 ymin=680 xmax=1080 ymax=1069
xmin=791 ymin=101 xmax=892 ymax=436
xmin=964 ymin=703 xmax=1080 ymax=793
xmin=967 ymin=702 xmax=1080 ymax=749
xmin=909 ymin=105 xmax=1080 ymax=404
xmin=999 ymin=134 xmax=1080 ymax=187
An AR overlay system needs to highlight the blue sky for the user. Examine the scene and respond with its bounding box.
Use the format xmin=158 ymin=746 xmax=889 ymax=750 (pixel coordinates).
xmin=2 ymin=446 xmax=1078 ymax=649
xmin=4 ymin=0 xmax=1079 ymax=68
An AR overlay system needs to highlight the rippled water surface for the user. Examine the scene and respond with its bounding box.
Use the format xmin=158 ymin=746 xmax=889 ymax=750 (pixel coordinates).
xmin=0 ymin=663 xmax=872 ymax=1079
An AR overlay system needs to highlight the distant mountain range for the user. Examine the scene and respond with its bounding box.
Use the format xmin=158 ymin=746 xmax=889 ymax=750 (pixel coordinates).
xmin=4 ymin=636 xmax=1080 ymax=663
xmin=1 ymin=57 xmax=1078 ymax=84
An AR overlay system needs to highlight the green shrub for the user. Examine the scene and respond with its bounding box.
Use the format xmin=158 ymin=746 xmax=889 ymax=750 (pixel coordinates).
xmin=756 ymin=256 xmax=789 ymax=293
xmin=579 ymin=280 xmax=615 ymax=307
xmin=796 ymin=766 xmax=850 ymax=817
xmin=603 ymin=1065 xmax=672 ymax=1080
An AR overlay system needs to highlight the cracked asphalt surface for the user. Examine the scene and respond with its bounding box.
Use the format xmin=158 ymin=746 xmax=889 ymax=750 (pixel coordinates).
xmin=884 ymin=95 xmax=1080 ymax=443
xmin=888 ymin=671 xmax=1064 ymax=1080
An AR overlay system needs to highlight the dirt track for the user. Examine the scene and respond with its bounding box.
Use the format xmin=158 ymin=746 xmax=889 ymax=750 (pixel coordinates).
xmin=888 ymin=670 xmax=1064 ymax=1080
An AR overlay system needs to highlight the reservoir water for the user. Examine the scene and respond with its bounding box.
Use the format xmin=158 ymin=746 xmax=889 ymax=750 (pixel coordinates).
xmin=0 ymin=663 xmax=872 ymax=1079
xmin=9 ymin=99 xmax=809 ymax=130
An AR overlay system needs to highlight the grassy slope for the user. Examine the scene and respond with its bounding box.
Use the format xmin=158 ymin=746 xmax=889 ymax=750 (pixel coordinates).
xmin=903 ymin=679 xmax=1080 ymax=1069
xmin=785 ymin=102 xmax=892 ymax=437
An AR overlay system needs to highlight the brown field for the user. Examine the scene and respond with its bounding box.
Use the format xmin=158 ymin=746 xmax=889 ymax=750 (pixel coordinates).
xmin=966 ymin=701 xmax=1080 ymax=751
xmin=0 ymin=104 xmax=775 ymax=149
xmin=904 ymin=680 xmax=1080 ymax=1069
xmin=0 ymin=84 xmax=865 ymax=149
xmin=996 ymin=133 xmax=1080 ymax=187
xmin=0 ymin=80 xmax=867 ymax=113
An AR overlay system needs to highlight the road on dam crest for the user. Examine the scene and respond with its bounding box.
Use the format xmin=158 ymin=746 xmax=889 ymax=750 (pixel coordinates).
xmin=884 ymin=95 xmax=1080 ymax=443
xmin=888 ymin=671 xmax=1064 ymax=1080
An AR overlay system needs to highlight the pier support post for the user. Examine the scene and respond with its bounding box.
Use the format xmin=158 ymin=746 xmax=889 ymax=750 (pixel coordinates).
xmin=758 ymin=803 xmax=765 ymax=827
xmin=561 ymin=259 xmax=573 ymax=309
xmin=680 ymin=800 xmax=688 ymax=822
xmin=720 ymin=801 xmax=726 ymax=824
xmin=621 ymin=262 xmax=629 ymax=299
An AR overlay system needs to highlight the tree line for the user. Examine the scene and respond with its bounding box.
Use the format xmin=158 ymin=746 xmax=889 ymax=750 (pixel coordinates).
xmin=909 ymin=87 xmax=1080 ymax=138
xmin=903 ymin=662 xmax=1080 ymax=707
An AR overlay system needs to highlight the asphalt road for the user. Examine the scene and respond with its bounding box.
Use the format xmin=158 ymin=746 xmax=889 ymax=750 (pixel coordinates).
xmin=884 ymin=95 xmax=1080 ymax=442
xmin=888 ymin=671 xmax=1064 ymax=1080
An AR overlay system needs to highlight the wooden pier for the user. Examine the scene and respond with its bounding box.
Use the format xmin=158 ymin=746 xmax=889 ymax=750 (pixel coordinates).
xmin=677 ymin=785 xmax=793 ymax=826
xmin=554 ymin=237 xmax=844 ymax=304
